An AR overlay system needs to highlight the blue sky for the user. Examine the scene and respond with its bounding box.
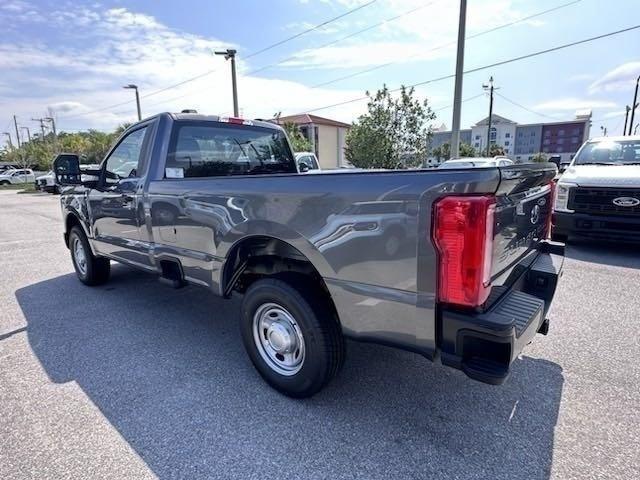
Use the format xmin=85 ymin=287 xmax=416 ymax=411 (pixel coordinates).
xmin=1 ymin=0 xmax=639 ymax=146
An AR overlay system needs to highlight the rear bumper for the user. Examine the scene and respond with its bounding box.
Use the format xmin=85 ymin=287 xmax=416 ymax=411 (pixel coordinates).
xmin=439 ymin=242 xmax=564 ymax=385
xmin=554 ymin=211 xmax=640 ymax=242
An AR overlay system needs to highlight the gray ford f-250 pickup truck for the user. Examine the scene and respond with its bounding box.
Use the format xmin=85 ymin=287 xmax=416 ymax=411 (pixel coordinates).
xmin=54 ymin=112 xmax=564 ymax=397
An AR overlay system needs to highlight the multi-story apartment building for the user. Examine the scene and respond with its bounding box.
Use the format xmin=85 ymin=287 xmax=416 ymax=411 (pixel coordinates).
xmin=430 ymin=111 xmax=592 ymax=164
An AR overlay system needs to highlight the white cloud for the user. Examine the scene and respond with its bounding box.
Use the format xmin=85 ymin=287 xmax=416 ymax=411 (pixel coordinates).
xmin=0 ymin=3 xmax=371 ymax=132
xmin=277 ymin=0 xmax=545 ymax=71
xmin=534 ymin=98 xmax=617 ymax=111
xmin=590 ymin=61 xmax=640 ymax=93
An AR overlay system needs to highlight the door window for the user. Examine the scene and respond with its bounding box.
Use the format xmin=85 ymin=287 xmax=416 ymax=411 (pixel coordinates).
xmin=104 ymin=127 xmax=148 ymax=184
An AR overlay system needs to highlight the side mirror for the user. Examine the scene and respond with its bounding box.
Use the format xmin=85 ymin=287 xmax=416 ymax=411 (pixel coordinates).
xmin=298 ymin=163 xmax=310 ymax=173
xmin=53 ymin=154 xmax=81 ymax=185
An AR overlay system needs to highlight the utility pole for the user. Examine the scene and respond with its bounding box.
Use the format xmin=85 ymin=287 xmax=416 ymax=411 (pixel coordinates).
xmin=624 ymin=105 xmax=631 ymax=135
xmin=2 ymin=132 xmax=13 ymax=149
xmin=44 ymin=117 xmax=58 ymax=150
xmin=44 ymin=117 xmax=57 ymax=137
xmin=483 ymin=77 xmax=496 ymax=157
xmin=123 ymin=84 xmax=142 ymax=121
xmin=629 ymin=75 xmax=640 ymax=135
xmin=20 ymin=127 xmax=31 ymax=143
xmin=450 ymin=0 xmax=467 ymax=159
xmin=215 ymin=49 xmax=239 ymax=117
xmin=32 ymin=118 xmax=47 ymax=141
xmin=13 ymin=115 xmax=21 ymax=148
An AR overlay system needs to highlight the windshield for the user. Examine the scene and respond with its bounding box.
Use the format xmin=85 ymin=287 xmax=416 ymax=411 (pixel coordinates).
xmin=574 ymin=139 xmax=640 ymax=165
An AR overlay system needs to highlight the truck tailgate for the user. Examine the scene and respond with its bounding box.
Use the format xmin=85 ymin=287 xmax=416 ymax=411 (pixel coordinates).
xmin=489 ymin=164 xmax=557 ymax=303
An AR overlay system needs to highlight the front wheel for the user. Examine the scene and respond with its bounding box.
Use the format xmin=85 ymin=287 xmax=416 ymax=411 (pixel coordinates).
xmin=69 ymin=226 xmax=110 ymax=285
xmin=0 ymin=180 xmax=9 ymax=185
xmin=240 ymin=278 xmax=345 ymax=398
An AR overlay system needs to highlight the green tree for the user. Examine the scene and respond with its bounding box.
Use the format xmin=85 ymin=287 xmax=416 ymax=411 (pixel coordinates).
xmin=282 ymin=122 xmax=312 ymax=152
xmin=531 ymin=152 xmax=547 ymax=163
xmin=431 ymin=142 xmax=476 ymax=162
xmin=488 ymin=144 xmax=506 ymax=157
xmin=345 ymin=85 xmax=435 ymax=169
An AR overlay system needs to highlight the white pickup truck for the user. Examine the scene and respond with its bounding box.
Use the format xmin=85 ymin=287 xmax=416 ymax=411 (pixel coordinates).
xmin=0 ymin=168 xmax=36 ymax=185
xmin=553 ymin=136 xmax=640 ymax=242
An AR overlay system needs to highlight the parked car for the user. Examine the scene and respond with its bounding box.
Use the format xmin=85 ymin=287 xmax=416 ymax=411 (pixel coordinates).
xmin=438 ymin=156 xmax=514 ymax=169
xmin=35 ymin=171 xmax=57 ymax=193
xmin=553 ymin=135 xmax=640 ymax=242
xmin=0 ymin=164 xmax=19 ymax=174
xmin=54 ymin=112 xmax=564 ymax=398
xmin=0 ymin=168 xmax=35 ymax=185
xmin=295 ymin=151 xmax=320 ymax=172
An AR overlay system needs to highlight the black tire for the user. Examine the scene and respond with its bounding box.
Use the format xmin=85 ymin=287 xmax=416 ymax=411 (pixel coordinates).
xmin=0 ymin=180 xmax=9 ymax=185
xmin=240 ymin=278 xmax=345 ymax=398
xmin=68 ymin=226 xmax=110 ymax=286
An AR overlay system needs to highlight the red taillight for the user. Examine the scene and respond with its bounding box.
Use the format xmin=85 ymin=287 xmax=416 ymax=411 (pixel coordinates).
xmin=432 ymin=196 xmax=496 ymax=307
xmin=545 ymin=182 xmax=556 ymax=239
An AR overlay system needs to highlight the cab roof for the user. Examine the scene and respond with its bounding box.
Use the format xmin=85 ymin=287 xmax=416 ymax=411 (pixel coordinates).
xmin=167 ymin=112 xmax=280 ymax=130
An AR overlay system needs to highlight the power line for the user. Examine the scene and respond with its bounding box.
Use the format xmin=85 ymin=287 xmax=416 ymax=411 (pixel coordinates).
xmin=56 ymin=0 xmax=379 ymax=122
xmin=126 ymin=1 xmax=443 ymax=113
xmin=495 ymin=92 xmax=559 ymax=120
xmin=433 ymin=93 xmax=485 ymax=112
xmin=311 ymin=0 xmax=584 ymax=89
xmin=246 ymin=0 xmax=441 ymax=76
xmin=244 ymin=0 xmax=378 ymax=60
xmin=292 ymin=24 xmax=640 ymax=115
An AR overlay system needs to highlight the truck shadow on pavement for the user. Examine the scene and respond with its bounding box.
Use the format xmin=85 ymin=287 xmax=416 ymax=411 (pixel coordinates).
xmin=565 ymin=240 xmax=640 ymax=269
xmin=16 ymin=266 xmax=564 ymax=480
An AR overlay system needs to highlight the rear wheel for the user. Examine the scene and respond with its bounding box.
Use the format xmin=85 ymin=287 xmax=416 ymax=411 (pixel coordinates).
xmin=0 ymin=180 xmax=9 ymax=185
xmin=240 ymin=278 xmax=345 ymax=398
xmin=69 ymin=226 xmax=110 ymax=285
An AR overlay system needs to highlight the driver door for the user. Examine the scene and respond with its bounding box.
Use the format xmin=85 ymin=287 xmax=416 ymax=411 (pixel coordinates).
xmin=89 ymin=126 xmax=150 ymax=266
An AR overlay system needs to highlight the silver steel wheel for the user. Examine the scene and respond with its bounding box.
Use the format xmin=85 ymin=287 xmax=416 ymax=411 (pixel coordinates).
xmin=73 ymin=237 xmax=87 ymax=276
xmin=252 ymin=303 xmax=306 ymax=376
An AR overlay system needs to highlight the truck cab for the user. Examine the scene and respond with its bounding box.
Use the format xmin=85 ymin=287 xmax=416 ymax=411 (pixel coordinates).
xmin=553 ymin=136 xmax=640 ymax=242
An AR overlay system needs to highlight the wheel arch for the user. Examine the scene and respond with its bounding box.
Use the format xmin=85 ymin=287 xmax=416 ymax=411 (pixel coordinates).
xmin=64 ymin=211 xmax=97 ymax=255
xmin=221 ymin=235 xmax=341 ymax=326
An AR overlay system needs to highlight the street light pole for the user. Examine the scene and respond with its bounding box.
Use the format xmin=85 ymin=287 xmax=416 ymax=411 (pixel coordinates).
xmin=215 ymin=49 xmax=239 ymax=117
xmin=123 ymin=84 xmax=142 ymax=121
xmin=628 ymin=75 xmax=640 ymax=135
xmin=483 ymin=77 xmax=496 ymax=157
xmin=20 ymin=127 xmax=31 ymax=143
xmin=450 ymin=0 xmax=467 ymax=159
xmin=2 ymin=132 xmax=13 ymax=149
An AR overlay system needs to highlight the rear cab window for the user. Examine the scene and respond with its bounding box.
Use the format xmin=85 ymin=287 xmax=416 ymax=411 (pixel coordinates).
xmin=165 ymin=121 xmax=297 ymax=178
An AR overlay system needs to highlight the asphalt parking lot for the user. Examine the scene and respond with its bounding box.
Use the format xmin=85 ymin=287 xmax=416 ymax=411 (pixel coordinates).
xmin=1 ymin=190 xmax=638 ymax=480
